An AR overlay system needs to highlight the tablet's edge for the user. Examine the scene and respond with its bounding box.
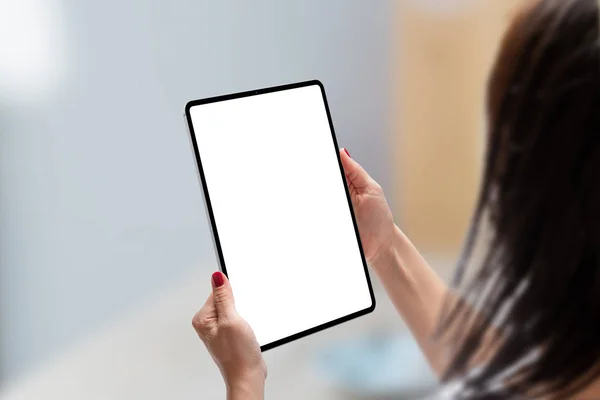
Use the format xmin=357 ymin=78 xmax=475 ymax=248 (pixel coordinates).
xmin=184 ymin=102 xmax=229 ymax=278
xmin=259 ymin=300 xmax=376 ymax=352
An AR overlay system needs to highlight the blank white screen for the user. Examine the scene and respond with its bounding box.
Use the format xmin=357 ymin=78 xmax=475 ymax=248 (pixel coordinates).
xmin=189 ymin=84 xmax=373 ymax=346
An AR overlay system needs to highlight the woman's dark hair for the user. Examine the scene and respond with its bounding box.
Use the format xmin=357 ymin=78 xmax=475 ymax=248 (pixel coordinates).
xmin=437 ymin=0 xmax=600 ymax=398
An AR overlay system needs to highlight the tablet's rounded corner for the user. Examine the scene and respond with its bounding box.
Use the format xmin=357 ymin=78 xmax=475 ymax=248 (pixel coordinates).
xmin=366 ymin=293 xmax=377 ymax=314
xmin=184 ymin=100 xmax=196 ymax=118
xmin=310 ymin=79 xmax=325 ymax=91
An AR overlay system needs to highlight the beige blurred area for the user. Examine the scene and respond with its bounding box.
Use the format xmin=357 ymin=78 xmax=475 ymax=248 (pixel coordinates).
xmin=393 ymin=0 xmax=523 ymax=265
xmin=0 ymin=1 xmax=526 ymax=399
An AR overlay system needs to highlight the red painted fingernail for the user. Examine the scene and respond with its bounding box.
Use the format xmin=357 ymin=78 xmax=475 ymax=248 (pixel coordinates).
xmin=344 ymin=148 xmax=351 ymax=158
xmin=212 ymin=271 xmax=224 ymax=288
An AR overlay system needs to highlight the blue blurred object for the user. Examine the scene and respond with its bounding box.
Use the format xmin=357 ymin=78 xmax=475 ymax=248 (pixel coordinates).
xmin=317 ymin=333 xmax=438 ymax=397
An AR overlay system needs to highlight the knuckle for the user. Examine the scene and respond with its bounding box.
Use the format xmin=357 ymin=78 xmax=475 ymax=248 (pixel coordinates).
xmin=191 ymin=313 xmax=203 ymax=330
xmin=191 ymin=312 xmax=211 ymax=333
xmin=370 ymin=180 xmax=383 ymax=194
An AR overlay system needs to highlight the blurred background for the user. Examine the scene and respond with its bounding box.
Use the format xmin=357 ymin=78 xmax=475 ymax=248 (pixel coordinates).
xmin=0 ymin=0 xmax=521 ymax=398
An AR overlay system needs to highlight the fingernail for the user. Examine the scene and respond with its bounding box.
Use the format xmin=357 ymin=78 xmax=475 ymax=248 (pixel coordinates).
xmin=343 ymin=148 xmax=351 ymax=158
xmin=212 ymin=271 xmax=224 ymax=288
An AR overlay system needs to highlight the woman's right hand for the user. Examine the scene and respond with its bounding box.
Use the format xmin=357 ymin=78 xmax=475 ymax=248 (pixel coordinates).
xmin=339 ymin=148 xmax=396 ymax=266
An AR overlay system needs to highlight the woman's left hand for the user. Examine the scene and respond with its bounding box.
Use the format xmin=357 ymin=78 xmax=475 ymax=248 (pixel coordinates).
xmin=192 ymin=271 xmax=266 ymax=399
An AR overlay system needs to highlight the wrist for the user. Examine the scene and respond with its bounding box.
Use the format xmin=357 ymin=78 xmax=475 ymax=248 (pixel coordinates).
xmin=227 ymin=379 xmax=264 ymax=400
xmin=225 ymin=369 xmax=266 ymax=400
xmin=369 ymin=224 xmax=408 ymax=272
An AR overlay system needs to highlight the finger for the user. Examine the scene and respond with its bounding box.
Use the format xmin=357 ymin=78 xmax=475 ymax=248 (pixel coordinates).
xmin=340 ymin=148 xmax=372 ymax=190
xmin=192 ymin=292 xmax=216 ymax=336
xmin=211 ymin=271 xmax=236 ymax=320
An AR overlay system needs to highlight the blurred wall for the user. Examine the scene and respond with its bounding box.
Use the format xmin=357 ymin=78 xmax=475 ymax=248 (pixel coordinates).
xmin=0 ymin=0 xmax=392 ymax=383
xmin=393 ymin=0 xmax=523 ymax=259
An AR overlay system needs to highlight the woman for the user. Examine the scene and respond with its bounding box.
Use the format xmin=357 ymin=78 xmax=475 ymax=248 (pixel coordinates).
xmin=192 ymin=0 xmax=600 ymax=398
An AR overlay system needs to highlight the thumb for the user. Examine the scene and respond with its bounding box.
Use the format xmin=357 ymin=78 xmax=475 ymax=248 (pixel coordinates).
xmin=211 ymin=271 xmax=236 ymax=319
xmin=340 ymin=148 xmax=372 ymax=190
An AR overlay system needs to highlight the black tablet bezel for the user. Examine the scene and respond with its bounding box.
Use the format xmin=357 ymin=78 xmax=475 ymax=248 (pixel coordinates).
xmin=184 ymin=80 xmax=376 ymax=351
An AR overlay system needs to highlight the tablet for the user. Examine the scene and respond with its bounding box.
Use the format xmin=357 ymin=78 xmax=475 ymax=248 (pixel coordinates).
xmin=184 ymin=80 xmax=375 ymax=350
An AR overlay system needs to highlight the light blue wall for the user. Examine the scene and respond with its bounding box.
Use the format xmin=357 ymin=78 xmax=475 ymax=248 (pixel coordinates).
xmin=0 ymin=0 xmax=392 ymax=382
